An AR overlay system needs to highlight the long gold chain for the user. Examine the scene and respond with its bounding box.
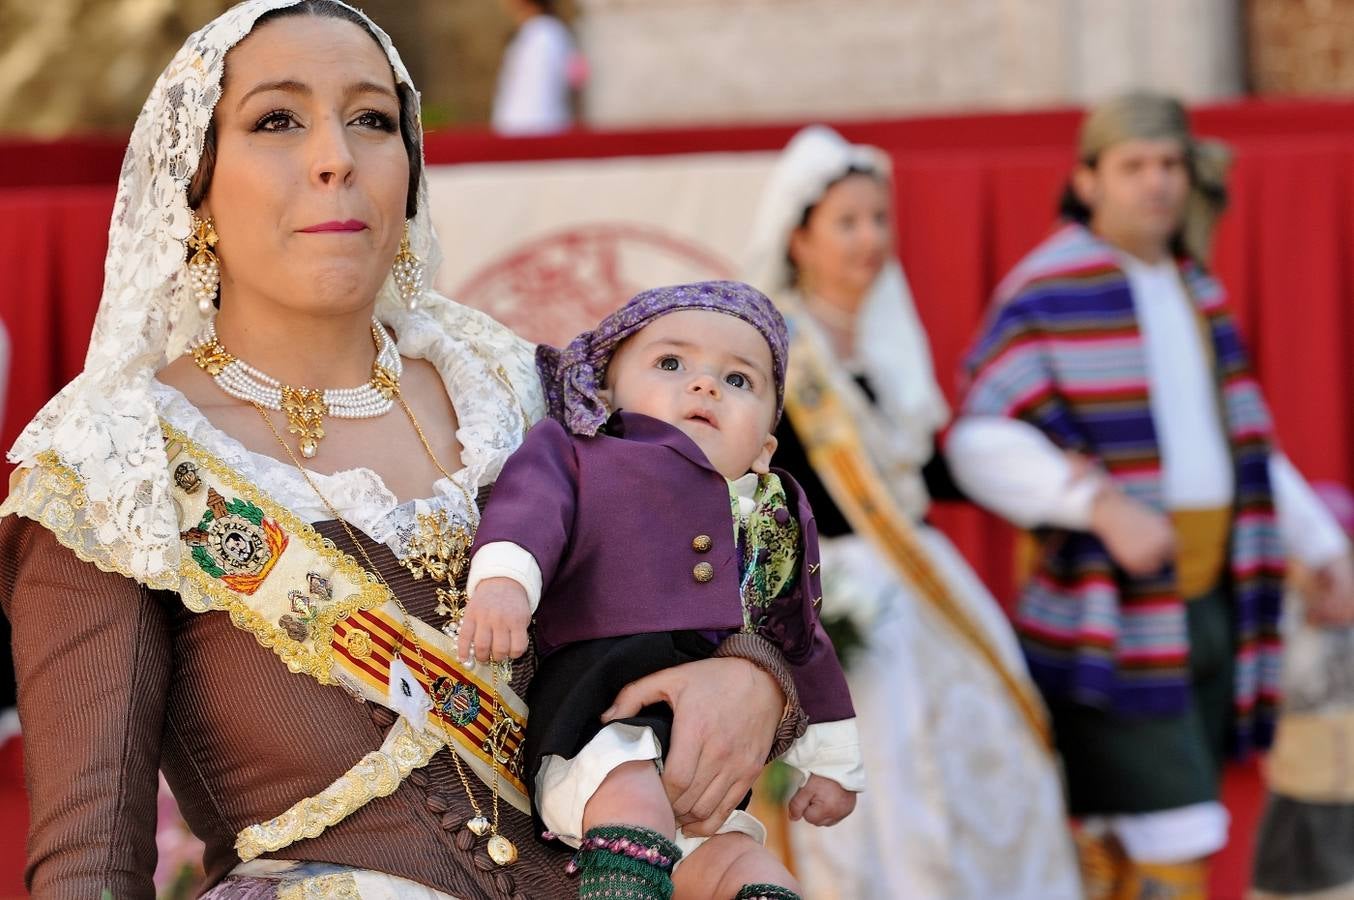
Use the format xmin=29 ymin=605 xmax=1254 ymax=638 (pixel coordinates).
xmin=251 ymin=386 xmax=515 ymax=863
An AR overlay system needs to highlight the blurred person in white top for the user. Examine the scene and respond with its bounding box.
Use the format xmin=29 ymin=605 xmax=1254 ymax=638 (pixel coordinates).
xmin=493 ymin=0 xmax=576 ymax=135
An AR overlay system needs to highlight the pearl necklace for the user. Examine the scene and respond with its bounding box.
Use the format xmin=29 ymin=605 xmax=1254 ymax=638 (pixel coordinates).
xmin=190 ymin=317 xmax=402 ymax=458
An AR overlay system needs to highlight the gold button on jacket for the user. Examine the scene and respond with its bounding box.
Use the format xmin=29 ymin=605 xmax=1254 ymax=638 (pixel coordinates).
xmin=692 ymin=562 xmax=715 ymax=583
xmin=691 ymin=534 xmax=713 ymax=553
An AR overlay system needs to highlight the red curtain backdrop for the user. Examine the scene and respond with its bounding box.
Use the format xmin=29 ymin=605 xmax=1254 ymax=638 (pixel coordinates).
xmin=5 ymin=100 xmax=1353 ymax=606
xmin=2 ymin=101 xmax=1352 ymax=898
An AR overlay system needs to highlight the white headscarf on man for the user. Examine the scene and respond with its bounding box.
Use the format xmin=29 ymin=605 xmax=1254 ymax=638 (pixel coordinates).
xmin=3 ymin=0 xmax=538 ymax=586
xmin=744 ymin=125 xmax=951 ymax=472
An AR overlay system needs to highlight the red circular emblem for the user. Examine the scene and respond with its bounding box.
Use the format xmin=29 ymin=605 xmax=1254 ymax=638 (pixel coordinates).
xmin=450 ymin=223 xmax=736 ymax=345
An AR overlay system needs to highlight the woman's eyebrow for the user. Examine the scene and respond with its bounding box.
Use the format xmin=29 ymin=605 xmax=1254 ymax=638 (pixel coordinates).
xmin=236 ymin=79 xmax=397 ymax=112
xmin=237 ymin=79 xmax=308 ymax=111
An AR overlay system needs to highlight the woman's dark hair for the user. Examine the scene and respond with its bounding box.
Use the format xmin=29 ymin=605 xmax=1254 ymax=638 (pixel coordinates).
xmin=785 ymin=164 xmax=884 ymax=284
xmin=187 ymin=0 xmax=422 ymax=219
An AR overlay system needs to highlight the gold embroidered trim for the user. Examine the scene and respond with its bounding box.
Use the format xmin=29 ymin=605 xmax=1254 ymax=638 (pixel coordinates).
xmin=276 ymin=873 xmax=362 ymax=900
xmin=235 ymin=716 xmax=446 ymax=861
xmin=161 ymin=421 xmax=392 ymax=683
xmin=0 ymin=453 xmax=181 ymax=591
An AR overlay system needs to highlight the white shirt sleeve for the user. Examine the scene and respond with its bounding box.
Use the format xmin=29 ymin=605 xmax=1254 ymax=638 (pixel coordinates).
xmin=466 ymin=541 xmax=545 ymax=613
xmin=1270 ymin=453 xmax=1351 ymax=567
xmin=780 ymin=719 xmax=866 ymax=793
xmin=946 ymin=416 xmax=1101 ymax=530
xmin=491 ymin=18 xmax=574 ymax=135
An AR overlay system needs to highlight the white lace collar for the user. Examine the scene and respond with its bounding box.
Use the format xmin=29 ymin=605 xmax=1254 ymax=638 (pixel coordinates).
xmin=155 ymin=311 xmax=527 ymax=557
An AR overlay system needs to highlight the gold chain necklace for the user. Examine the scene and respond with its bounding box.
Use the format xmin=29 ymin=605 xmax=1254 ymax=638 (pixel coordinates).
xmin=251 ymin=386 xmax=519 ymax=866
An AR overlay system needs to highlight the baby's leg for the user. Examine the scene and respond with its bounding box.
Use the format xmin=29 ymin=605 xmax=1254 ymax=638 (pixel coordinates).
xmin=582 ymin=758 xmax=674 ymax=836
xmin=571 ymin=760 xmax=683 ymax=899
xmin=673 ymin=832 xmax=802 ymax=900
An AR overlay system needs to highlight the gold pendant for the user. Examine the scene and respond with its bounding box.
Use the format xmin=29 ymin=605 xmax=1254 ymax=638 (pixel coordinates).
xmin=487 ymin=834 xmax=518 ymax=866
xmin=466 ymin=815 xmax=490 ymax=836
xmin=281 ymin=386 xmax=326 ymax=459
xmin=402 ymin=510 xmax=472 ymax=584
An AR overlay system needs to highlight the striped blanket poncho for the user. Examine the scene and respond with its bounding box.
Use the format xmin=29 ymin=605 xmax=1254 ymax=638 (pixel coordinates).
xmin=962 ymin=223 xmax=1283 ymax=753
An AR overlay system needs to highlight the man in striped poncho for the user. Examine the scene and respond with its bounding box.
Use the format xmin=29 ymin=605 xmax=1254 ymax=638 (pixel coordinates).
xmin=948 ymin=92 xmax=1354 ymax=899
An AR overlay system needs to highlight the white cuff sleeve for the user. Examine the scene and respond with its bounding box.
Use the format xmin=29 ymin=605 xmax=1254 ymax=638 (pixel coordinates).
xmin=947 ymin=416 xmax=1100 ymax=530
xmin=1270 ymin=453 xmax=1352 ymax=567
xmin=466 ymin=542 xmax=544 ymax=613
xmin=781 ymin=719 xmax=866 ymax=793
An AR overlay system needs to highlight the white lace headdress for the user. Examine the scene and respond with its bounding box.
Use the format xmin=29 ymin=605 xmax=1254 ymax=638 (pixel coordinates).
xmin=743 ymin=125 xmax=950 ymax=467
xmin=5 ymin=0 xmax=532 ymax=586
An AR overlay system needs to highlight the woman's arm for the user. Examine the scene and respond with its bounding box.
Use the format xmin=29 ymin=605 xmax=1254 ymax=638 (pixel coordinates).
xmin=1 ymin=515 xmax=171 ymax=899
xmin=599 ymin=636 xmax=801 ymax=835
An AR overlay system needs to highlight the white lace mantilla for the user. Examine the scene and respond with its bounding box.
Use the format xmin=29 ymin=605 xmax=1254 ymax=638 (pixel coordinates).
xmin=1 ymin=0 xmax=545 ymax=586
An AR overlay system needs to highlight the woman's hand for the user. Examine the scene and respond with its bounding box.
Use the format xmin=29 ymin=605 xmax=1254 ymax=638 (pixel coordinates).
xmin=600 ymin=656 xmax=784 ymax=835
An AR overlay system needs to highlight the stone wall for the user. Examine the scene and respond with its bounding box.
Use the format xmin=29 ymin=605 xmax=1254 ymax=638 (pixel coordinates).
xmin=576 ymin=0 xmax=1244 ymax=126
xmin=3 ymin=0 xmax=1350 ymax=139
xmin=1248 ymin=0 xmax=1354 ymax=94
xmin=0 ymin=0 xmax=575 ymax=136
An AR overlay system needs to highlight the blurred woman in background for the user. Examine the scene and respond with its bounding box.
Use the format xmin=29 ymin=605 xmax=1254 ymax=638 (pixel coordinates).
xmin=744 ymin=125 xmax=1080 ymax=899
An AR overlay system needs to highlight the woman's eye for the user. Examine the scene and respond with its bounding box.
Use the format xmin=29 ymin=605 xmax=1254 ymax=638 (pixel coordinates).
xmin=725 ymin=372 xmax=750 ymax=390
xmin=254 ymin=110 xmax=297 ymax=132
xmin=353 ymin=110 xmax=397 ymax=131
xmin=657 ymin=356 xmax=681 ymax=371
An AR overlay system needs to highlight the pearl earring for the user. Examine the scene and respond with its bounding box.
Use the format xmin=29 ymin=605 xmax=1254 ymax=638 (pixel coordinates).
xmin=392 ymin=222 xmax=425 ymax=310
xmin=186 ymin=213 xmax=220 ymax=315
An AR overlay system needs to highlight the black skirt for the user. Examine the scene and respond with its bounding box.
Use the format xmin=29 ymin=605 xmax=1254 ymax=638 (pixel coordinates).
xmin=524 ymin=631 xmax=719 ymax=828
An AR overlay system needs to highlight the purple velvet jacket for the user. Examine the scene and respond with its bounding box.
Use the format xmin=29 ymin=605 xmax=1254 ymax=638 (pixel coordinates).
xmin=474 ymin=411 xmax=854 ymax=725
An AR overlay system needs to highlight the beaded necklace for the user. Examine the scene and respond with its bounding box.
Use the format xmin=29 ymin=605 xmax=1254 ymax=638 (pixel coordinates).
xmin=190 ymin=317 xmax=401 ymax=458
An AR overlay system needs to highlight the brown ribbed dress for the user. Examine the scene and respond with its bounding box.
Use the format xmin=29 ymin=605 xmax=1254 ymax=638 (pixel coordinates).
xmin=0 ymin=513 xmax=578 ymax=900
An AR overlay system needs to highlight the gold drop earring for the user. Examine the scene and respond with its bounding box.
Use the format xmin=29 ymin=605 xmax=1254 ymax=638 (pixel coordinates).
xmin=391 ymin=221 xmax=425 ymax=310
xmin=186 ymin=213 xmax=220 ymax=315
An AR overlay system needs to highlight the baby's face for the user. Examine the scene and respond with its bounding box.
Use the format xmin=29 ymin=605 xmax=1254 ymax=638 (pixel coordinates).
xmin=603 ymin=309 xmax=779 ymax=480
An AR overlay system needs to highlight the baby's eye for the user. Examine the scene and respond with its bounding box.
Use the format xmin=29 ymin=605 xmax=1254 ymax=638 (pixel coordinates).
xmin=725 ymin=372 xmax=751 ymax=390
xmin=657 ymin=356 xmax=681 ymax=371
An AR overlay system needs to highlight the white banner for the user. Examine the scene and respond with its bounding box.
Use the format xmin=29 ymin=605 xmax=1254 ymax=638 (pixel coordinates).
xmin=426 ymin=151 xmax=778 ymax=345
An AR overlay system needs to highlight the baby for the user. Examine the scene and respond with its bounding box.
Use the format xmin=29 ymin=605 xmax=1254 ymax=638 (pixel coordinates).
xmin=461 ymin=281 xmax=861 ymax=900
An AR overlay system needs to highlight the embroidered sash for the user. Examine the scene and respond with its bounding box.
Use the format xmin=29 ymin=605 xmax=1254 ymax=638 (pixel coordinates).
xmin=160 ymin=424 xmax=529 ymax=811
xmin=782 ymin=322 xmax=1053 ymax=752
xmin=2 ymin=423 xmax=532 ymax=859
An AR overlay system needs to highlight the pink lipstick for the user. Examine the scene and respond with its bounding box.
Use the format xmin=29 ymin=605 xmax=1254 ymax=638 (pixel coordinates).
xmin=299 ymin=220 xmax=368 ymax=233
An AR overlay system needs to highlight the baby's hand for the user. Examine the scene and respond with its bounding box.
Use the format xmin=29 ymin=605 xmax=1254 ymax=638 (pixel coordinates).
xmin=787 ymin=773 xmax=857 ymax=827
xmin=457 ymin=577 xmax=531 ymax=664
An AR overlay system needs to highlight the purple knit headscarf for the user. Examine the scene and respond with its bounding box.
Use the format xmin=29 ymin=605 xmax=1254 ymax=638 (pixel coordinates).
xmin=537 ymin=280 xmax=790 ymax=437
